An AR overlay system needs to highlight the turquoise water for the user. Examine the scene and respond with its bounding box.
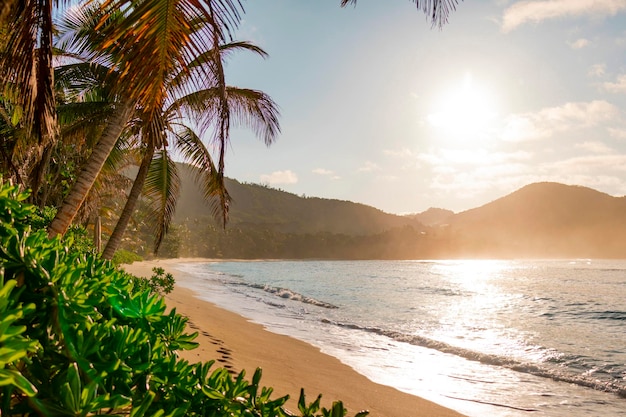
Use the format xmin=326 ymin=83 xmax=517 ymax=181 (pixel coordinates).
xmin=174 ymin=259 xmax=626 ymax=416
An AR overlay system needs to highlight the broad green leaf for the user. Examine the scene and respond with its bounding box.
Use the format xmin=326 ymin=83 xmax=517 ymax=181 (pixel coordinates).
xmin=129 ymin=391 xmax=156 ymax=417
xmin=0 ymin=369 xmax=37 ymax=396
xmin=0 ymin=346 xmax=25 ymax=364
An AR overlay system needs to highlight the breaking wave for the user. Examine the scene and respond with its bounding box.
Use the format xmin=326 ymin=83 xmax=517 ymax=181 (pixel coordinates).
xmin=230 ymin=281 xmax=338 ymax=309
xmin=321 ymin=319 xmax=626 ymax=398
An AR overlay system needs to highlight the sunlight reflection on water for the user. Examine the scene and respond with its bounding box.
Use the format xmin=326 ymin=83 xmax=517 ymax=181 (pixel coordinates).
xmin=175 ymin=259 xmax=626 ymax=417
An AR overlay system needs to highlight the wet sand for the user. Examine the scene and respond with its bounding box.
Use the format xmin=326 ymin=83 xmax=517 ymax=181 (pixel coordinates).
xmin=123 ymin=258 xmax=466 ymax=417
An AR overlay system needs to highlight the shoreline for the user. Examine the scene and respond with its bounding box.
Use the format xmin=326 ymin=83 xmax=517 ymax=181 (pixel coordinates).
xmin=123 ymin=258 xmax=466 ymax=417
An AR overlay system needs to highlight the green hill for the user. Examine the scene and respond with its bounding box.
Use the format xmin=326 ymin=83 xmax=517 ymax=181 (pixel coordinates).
xmin=154 ymin=172 xmax=626 ymax=259
xmin=174 ymin=164 xmax=425 ymax=236
xmin=446 ymin=182 xmax=626 ymax=258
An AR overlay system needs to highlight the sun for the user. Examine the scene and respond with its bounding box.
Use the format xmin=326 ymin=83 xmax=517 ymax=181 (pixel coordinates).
xmin=427 ymin=74 xmax=497 ymax=142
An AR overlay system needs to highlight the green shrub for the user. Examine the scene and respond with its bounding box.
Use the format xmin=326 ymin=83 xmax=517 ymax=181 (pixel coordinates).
xmin=0 ymin=180 xmax=368 ymax=417
xmin=112 ymin=248 xmax=143 ymax=266
xmin=28 ymin=205 xmax=97 ymax=256
xmin=129 ymin=267 xmax=175 ymax=296
xmin=148 ymin=267 xmax=175 ymax=295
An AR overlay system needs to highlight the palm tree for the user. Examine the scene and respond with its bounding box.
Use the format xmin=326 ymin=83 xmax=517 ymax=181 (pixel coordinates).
xmin=96 ymin=6 xmax=280 ymax=259
xmin=51 ymin=1 xmax=278 ymax=258
xmin=0 ymin=22 xmax=123 ymax=211
xmin=51 ymin=59 xmax=134 ymax=223
xmin=0 ymin=0 xmax=66 ymax=198
xmin=44 ymin=0 xmax=459 ymax=239
xmin=101 ymin=81 xmax=280 ymax=259
xmin=47 ymin=0 xmax=247 ymax=238
xmin=0 ymin=0 xmax=60 ymax=143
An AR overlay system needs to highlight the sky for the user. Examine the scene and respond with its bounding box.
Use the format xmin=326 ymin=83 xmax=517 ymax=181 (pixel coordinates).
xmin=217 ymin=0 xmax=626 ymax=215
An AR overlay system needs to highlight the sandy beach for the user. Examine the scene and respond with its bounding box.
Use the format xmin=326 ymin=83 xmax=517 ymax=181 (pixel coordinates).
xmin=123 ymin=258 xmax=466 ymax=417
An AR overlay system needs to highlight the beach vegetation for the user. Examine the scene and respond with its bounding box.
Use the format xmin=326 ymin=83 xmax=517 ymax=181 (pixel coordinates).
xmin=0 ymin=180 xmax=368 ymax=416
xmin=111 ymin=249 xmax=144 ymax=266
xmin=44 ymin=0 xmax=245 ymax=240
xmin=140 ymin=266 xmax=176 ymax=295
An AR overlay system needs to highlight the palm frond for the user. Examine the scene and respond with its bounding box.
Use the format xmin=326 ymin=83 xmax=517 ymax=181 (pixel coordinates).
xmin=55 ymin=62 xmax=117 ymax=101
xmin=340 ymin=0 xmax=460 ymax=27
xmin=170 ymin=40 xmax=268 ymax=92
xmin=57 ymin=101 xmax=113 ymax=145
xmin=143 ymin=148 xmax=181 ymax=253
xmin=94 ymin=0 xmax=243 ymax=114
xmin=224 ymin=87 xmax=280 ymax=146
xmin=170 ymin=86 xmax=280 ymax=146
xmin=188 ymin=40 xmax=268 ymax=70
xmin=99 ymin=0 xmax=245 ymax=39
xmin=103 ymin=132 xmax=135 ymax=172
xmin=172 ymin=125 xmax=230 ymax=226
xmin=55 ymin=0 xmax=109 ymax=61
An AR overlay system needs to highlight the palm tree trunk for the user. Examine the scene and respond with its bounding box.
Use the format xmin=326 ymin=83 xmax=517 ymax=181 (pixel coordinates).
xmin=48 ymin=101 xmax=134 ymax=238
xmin=101 ymin=144 xmax=155 ymax=260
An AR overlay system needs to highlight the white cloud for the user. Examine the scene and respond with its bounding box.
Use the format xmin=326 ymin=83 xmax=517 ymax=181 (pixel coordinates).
xmin=540 ymin=100 xmax=618 ymax=123
xmin=502 ymin=0 xmax=626 ymax=32
xmin=418 ymin=148 xmax=532 ymax=168
xmin=357 ymin=161 xmax=381 ymax=172
xmin=548 ymin=154 xmax=626 ymax=173
xmin=259 ymin=170 xmax=298 ymax=185
xmin=588 ymin=63 xmax=606 ymax=77
xmin=500 ymin=100 xmax=620 ymax=142
xmin=383 ymin=148 xmax=415 ymax=159
xmin=569 ymin=38 xmax=590 ymax=49
xmin=574 ymin=141 xmax=613 ymax=153
xmin=501 ymin=114 xmax=551 ymax=142
xmin=603 ymin=74 xmax=626 ymax=93
xmin=312 ymin=168 xmax=341 ymax=180
xmin=312 ymin=168 xmax=333 ymax=175
xmin=422 ymin=150 xmax=626 ymax=206
xmin=608 ymin=127 xmax=626 ymax=139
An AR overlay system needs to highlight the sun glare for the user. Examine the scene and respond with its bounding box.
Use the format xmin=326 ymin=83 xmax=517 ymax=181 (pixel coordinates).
xmin=427 ymin=74 xmax=497 ymax=142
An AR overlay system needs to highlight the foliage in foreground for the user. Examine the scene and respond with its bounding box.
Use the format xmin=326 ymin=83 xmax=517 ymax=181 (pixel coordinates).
xmin=0 ymin=181 xmax=368 ymax=417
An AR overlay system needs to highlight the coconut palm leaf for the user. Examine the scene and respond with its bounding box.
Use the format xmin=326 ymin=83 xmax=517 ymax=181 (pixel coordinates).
xmin=172 ymin=86 xmax=280 ymax=147
xmin=57 ymin=101 xmax=112 ymax=145
xmin=94 ymin=0 xmax=237 ymax=113
xmin=170 ymin=40 xmax=268 ymax=93
xmin=143 ymin=148 xmax=181 ymax=253
xmin=224 ymin=88 xmax=280 ymax=146
xmin=172 ymin=125 xmax=230 ymax=224
xmin=188 ymin=41 xmax=269 ymax=70
xmin=340 ymin=0 xmax=460 ymax=26
xmin=55 ymin=62 xmax=116 ymax=101
xmin=98 ymin=0 xmax=245 ymax=41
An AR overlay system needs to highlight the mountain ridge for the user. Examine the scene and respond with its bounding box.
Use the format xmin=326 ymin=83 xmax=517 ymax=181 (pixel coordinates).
xmin=444 ymin=182 xmax=626 ymax=258
xmin=169 ymin=171 xmax=626 ymax=259
xmin=174 ymin=165 xmax=426 ymax=236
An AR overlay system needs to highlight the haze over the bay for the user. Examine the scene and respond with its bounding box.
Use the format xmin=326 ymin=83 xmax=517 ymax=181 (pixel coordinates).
xmin=220 ymin=0 xmax=626 ymax=214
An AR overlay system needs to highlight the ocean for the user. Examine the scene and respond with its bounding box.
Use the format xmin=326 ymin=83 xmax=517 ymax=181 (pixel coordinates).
xmin=173 ymin=259 xmax=626 ymax=417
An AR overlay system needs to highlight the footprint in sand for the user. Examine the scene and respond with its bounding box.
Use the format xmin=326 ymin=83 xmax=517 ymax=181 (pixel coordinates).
xmin=184 ymin=320 xmax=237 ymax=374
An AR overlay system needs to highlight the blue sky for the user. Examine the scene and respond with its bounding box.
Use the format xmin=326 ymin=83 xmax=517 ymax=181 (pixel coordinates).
xmin=218 ymin=0 xmax=626 ymax=214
